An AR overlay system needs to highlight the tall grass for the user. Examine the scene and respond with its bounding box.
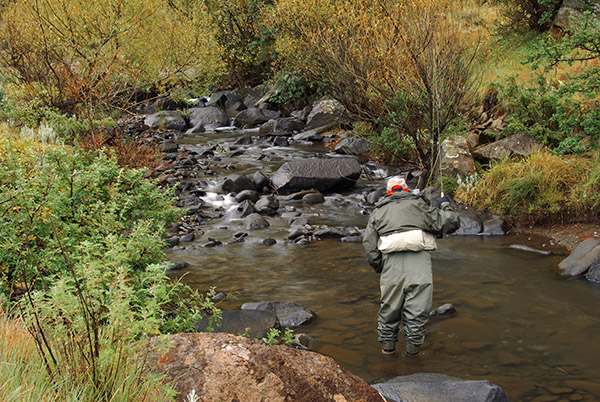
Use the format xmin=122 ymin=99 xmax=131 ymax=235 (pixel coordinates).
xmin=0 ymin=311 xmax=174 ymax=402
xmin=455 ymin=150 xmax=599 ymax=222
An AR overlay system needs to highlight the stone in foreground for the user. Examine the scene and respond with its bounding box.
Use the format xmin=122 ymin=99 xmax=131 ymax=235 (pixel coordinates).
xmin=271 ymin=157 xmax=362 ymax=194
xmin=558 ymin=238 xmax=600 ymax=277
xmin=146 ymin=333 xmax=384 ymax=402
xmin=373 ymin=373 xmax=509 ymax=402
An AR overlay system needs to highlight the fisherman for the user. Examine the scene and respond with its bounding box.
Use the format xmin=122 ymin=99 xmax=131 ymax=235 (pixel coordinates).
xmin=362 ymin=176 xmax=460 ymax=356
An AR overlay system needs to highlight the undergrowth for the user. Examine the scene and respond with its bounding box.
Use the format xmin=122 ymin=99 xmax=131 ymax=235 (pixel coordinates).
xmin=455 ymin=150 xmax=600 ymax=223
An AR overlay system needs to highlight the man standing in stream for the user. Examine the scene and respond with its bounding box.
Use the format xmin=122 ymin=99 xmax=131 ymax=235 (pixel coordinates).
xmin=362 ymin=176 xmax=460 ymax=356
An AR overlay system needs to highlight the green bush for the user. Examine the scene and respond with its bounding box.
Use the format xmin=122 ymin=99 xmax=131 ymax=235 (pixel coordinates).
xmin=495 ymin=10 xmax=600 ymax=155
xmin=0 ymin=144 xmax=219 ymax=399
xmin=495 ymin=0 xmax=562 ymax=33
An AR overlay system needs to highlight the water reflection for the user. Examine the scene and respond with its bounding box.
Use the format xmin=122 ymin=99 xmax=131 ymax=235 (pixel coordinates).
xmin=168 ymin=236 xmax=600 ymax=401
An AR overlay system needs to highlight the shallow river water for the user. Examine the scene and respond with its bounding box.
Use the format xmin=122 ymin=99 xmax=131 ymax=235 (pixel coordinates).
xmin=166 ymin=130 xmax=600 ymax=401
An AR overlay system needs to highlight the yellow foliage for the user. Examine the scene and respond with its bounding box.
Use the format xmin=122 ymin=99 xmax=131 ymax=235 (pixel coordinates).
xmin=0 ymin=0 xmax=224 ymax=110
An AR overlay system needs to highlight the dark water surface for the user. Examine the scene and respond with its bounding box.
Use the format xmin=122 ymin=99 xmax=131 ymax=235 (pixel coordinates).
xmin=168 ymin=234 xmax=600 ymax=401
xmin=167 ymin=130 xmax=600 ymax=401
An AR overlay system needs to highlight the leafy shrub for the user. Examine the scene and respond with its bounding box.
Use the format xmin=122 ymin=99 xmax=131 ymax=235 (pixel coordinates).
xmin=495 ymin=11 xmax=600 ymax=155
xmin=271 ymin=0 xmax=479 ymax=170
xmin=203 ymin=0 xmax=276 ymax=86
xmin=0 ymin=0 xmax=223 ymax=112
xmin=0 ymin=144 xmax=219 ymax=399
xmin=455 ymin=151 xmax=599 ymax=222
xmin=495 ymin=0 xmax=562 ymax=33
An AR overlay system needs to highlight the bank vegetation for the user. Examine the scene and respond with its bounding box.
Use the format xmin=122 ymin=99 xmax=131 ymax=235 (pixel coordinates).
xmin=0 ymin=0 xmax=599 ymax=400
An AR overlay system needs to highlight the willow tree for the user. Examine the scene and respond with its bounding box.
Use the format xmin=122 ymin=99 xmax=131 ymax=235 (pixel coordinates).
xmin=271 ymin=0 xmax=479 ymax=172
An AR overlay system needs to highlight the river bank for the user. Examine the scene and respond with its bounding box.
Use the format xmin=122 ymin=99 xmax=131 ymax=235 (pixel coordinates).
xmin=513 ymin=222 xmax=600 ymax=251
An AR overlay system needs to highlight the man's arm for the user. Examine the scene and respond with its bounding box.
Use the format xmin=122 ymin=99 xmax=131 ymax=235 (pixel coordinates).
xmin=363 ymin=217 xmax=383 ymax=273
xmin=426 ymin=198 xmax=461 ymax=235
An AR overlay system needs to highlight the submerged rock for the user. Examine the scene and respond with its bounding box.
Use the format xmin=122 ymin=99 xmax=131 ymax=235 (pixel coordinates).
xmin=373 ymin=373 xmax=509 ymax=402
xmin=242 ymin=301 xmax=317 ymax=328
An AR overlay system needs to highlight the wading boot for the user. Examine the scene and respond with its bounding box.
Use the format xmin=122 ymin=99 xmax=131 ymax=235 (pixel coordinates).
xmin=405 ymin=343 xmax=420 ymax=357
xmin=381 ymin=342 xmax=396 ymax=355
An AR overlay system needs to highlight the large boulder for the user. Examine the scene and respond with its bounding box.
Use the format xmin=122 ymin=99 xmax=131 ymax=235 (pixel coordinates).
xmin=259 ymin=117 xmax=305 ymax=135
xmin=473 ymin=132 xmax=542 ymax=164
xmin=241 ymin=301 xmax=317 ymax=328
xmin=586 ymin=254 xmax=600 ymax=283
xmin=144 ymin=110 xmax=187 ymax=131
xmin=334 ymin=135 xmax=370 ymax=156
xmin=455 ymin=209 xmax=484 ymax=235
xmin=305 ymin=99 xmax=349 ymax=130
xmin=553 ymin=0 xmax=600 ymax=32
xmin=440 ymin=136 xmax=477 ymax=179
xmin=558 ymin=238 xmax=600 ymax=276
xmin=234 ymin=107 xmax=270 ymax=128
xmin=221 ymin=174 xmax=256 ymax=194
xmin=373 ymin=373 xmax=509 ymax=402
xmin=146 ymin=333 xmax=384 ymax=402
xmin=188 ymin=106 xmax=230 ymax=130
xmin=272 ymin=157 xmax=362 ymax=194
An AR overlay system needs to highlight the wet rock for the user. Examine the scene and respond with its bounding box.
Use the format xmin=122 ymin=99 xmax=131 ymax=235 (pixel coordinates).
xmin=234 ymin=134 xmax=253 ymax=145
xmin=281 ymin=211 xmax=301 ymax=219
xmin=259 ymin=117 xmax=305 ymax=135
xmin=222 ymin=174 xmax=256 ymax=194
xmin=145 ymin=333 xmax=383 ymax=402
xmin=244 ymin=213 xmax=270 ymax=230
xmin=334 ymin=135 xmax=369 ymax=156
xmin=165 ymin=236 xmax=180 ymax=247
xmin=162 ymin=141 xmax=179 ymax=153
xmin=144 ymin=110 xmax=187 ymax=131
xmin=482 ymin=215 xmax=509 ymax=235
xmin=302 ymin=192 xmax=325 ymax=204
xmin=474 ymin=132 xmax=542 ymax=164
xmin=272 ymin=136 xmax=290 ymax=147
xmin=287 ymin=226 xmax=312 ymax=240
xmin=305 ymin=98 xmax=349 ymax=130
xmin=189 ymin=106 xmax=230 ymax=130
xmin=196 ymin=310 xmax=278 ymax=339
xmin=291 ymin=333 xmax=314 ymax=350
xmin=291 ymin=106 xmax=312 ymax=122
xmin=440 ymin=135 xmax=477 ymax=179
xmin=366 ymin=188 xmax=387 ymax=205
xmin=290 ymin=217 xmax=311 ymax=227
xmin=254 ymin=195 xmax=279 ymax=215
xmin=455 ymin=209 xmax=484 ymax=235
xmin=235 ymin=200 xmax=256 ymax=218
xmin=341 ymin=235 xmax=363 ymax=243
xmin=233 ymin=107 xmax=270 ymax=128
xmin=179 ymin=233 xmax=195 ymax=243
xmin=185 ymin=123 xmax=205 ymax=134
xmin=373 ymin=373 xmax=509 ymax=402
xmin=292 ymin=129 xmax=325 ymax=142
xmin=241 ymin=301 xmax=317 ymax=328
xmin=263 ymin=238 xmax=277 ymax=246
xmin=201 ymin=238 xmax=223 ymax=248
xmin=235 ymin=189 xmax=260 ymax=203
xmin=272 ymin=157 xmax=362 ymax=194
xmin=161 ymin=261 xmax=189 ymax=271
xmin=586 ymin=254 xmax=600 ymax=283
xmin=558 ymin=238 xmax=600 ymax=276
xmin=253 ymin=172 xmax=271 ymax=192
xmin=430 ymin=303 xmax=456 ymax=316
xmin=314 ymin=226 xmax=348 ymax=238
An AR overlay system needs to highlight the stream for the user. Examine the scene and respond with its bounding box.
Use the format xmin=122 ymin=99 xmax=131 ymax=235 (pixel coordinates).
xmin=165 ymin=129 xmax=600 ymax=401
